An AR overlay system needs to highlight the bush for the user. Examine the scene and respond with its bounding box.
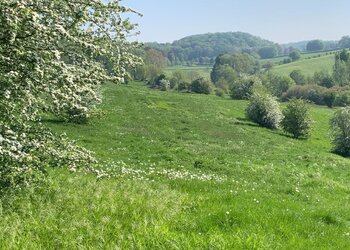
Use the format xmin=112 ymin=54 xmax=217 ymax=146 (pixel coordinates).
xmin=312 ymin=71 xmax=334 ymax=88
xmin=282 ymin=85 xmax=326 ymax=105
xmin=289 ymin=51 xmax=301 ymax=61
xmin=216 ymin=78 xmax=231 ymax=93
xmin=169 ymin=77 xmax=178 ymax=89
xmin=215 ymin=88 xmax=225 ymax=97
xmin=281 ymin=99 xmax=312 ymax=138
xmin=262 ymin=73 xmax=294 ymax=97
xmin=334 ymin=91 xmax=350 ymax=107
xmin=177 ymin=82 xmax=191 ymax=92
xmin=230 ymin=76 xmax=262 ymax=100
xmin=159 ymin=79 xmax=170 ymax=91
xmin=290 ymin=70 xmax=307 ymax=85
xmin=323 ymin=90 xmax=336 ymax=108
xmin=330 ymin=107 xmax=350 ymax=156
xmin=283 ymin=58 xmax=292 ymax=64
xmin=245 ymin=92 xmax=282 ymax=129
xmin=191 ymin=78 xmax=211 ymax=94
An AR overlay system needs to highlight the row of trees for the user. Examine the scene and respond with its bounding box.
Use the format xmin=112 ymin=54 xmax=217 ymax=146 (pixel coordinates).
xmin=146 ymin=34 xmax=350 ymax=66
xmin=146 ymin=32 xmax=282 ymax=65
xmin=136 ymin=48 xmax=350 ymax=107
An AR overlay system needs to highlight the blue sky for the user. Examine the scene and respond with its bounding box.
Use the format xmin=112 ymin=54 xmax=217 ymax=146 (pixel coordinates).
xmin=123 ymin=0 xmax=350 ymax=44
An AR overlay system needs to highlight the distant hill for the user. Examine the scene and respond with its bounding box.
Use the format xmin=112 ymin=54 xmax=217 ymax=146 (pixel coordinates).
xmin=145 ymin=32 xmax=344 ymax=66
xmin=146 ymin=32 xmax=281 ymax=65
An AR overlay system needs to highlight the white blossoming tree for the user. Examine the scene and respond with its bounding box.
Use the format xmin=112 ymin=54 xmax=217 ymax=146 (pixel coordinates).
xmin=0 ymin=0 xmax=141 ymax=189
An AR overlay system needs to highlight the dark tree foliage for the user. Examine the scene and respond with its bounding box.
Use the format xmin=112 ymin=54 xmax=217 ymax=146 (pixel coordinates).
xmin=211 ymin=54 xmax=260 ymax=84
xmin=262 ymin=73 xmax=294 ymax=97
xmin=323 ymin=90 xmax=336 ymax=108
xmin=338 ymin=36 xmax=350 ymax=49
xmin=338 ymin=49 xmax=350 ymax=62
xmin=290 ymin=70 xmax=307 ymax=85
xmin=306 ymin=40 xmax=325 ymax=52
xmin=331 ymin=108 xmax=350 ymax=156
xmin=258 ymin=46 xmax=278 ymax=59
xmin=191 ymin=78 xmax=211 ymax=94
xmin=333 ymin=50 xmax=350 ymax=86
xmin=289 ymin=50 xmax=301 ymax=61
xmin=145 ymin=32 xmax=281 ymax=66
xmin=283 ymin=58 xmax=292 ymax=64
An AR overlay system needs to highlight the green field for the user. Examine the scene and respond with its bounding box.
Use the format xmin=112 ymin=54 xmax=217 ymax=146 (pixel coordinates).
xmin=260 ymin=50 xmax=339 ymax=65
xmin=272 ymin=53 xmax=335 ymax=77
xmin=1 ymin=82 xmax=349 ymax=249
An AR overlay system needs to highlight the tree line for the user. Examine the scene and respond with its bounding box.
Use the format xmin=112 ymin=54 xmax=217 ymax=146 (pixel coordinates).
xmin=145 ymin=33 xmax=350 ymax=66
xmin=146 ymin=32 xmax=282 ymax=65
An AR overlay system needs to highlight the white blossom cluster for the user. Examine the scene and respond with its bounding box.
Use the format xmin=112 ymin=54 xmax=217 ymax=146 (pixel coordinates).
xmin=87 ymin=161 xmax=227 ymax=183
xmin=0 ymin=0 xmax=141 ymax=189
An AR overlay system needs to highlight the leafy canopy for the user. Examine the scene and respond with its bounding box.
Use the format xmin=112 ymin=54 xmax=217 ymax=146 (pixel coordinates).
xmin=281 ymin=99 xmax=312 ymax=139
xmin=0 ymin=0 xmax=141 ymax=189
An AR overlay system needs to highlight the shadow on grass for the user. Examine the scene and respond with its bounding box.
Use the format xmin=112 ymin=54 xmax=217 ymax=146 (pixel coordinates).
xmin=233 ymin=117 xmax=259 ymax=127
xmin=40 ymin=118 xmax=67 ymax=125
xmin=235 ymin=117 xmax=310 ymax=140
xmin=267 ymin=127 xmax=311 ymax=140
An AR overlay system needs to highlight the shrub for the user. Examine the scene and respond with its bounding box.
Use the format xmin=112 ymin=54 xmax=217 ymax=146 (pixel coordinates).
xmin=159 ymin=79 xmax=170 ymax=91
xmin=283 ymin=58 xmax=292 ymax=64
xmin=245 ymin=92 xmax=282 ymax=129
xmin=290 ymin=70 xmax=307 ymax=85
xmin=282 ymin=85 xmax=326 ymax=105
xmin=191 ymin=78 xmax=211 ymax=94
xmin=312 ymin=71 xmax=334 ymax=88
xmin=281 ymin=99 xmax=312 ymax=138
xmin=216 ymin=78 xmax=231 ymax=93
xmin=334 ymin=91 xmax=350 ymax=107
xmin=153 ymin=74 xmax=167 ymax=88
xmin=262 ymin=73 xmax=294 ymax=97
xmin=262 ymin=62 xmax=274 ymax=71
xmin=289 ymin=51 xmax=301 ymax=61
xmin=215 ymin=88 xmax=225 ymax=97
xmin=323 ymin=90 xmax=336 ymax=108
xmin=177 ymin=82 xmax=191 ymax=92
xmin=330 ymin=107 xmax=350 ymax=156
xmin=230 ymin=76 xmax=262 ymax=100
xmin=169 ymin=77 xmax=178 ymax=89
xmin=145 ymin=65 xmax=163 ymax=85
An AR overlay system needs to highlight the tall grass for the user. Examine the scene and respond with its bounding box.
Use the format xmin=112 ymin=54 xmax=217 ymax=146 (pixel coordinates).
xmin=1 ymin=82 xmax=349 ymax=249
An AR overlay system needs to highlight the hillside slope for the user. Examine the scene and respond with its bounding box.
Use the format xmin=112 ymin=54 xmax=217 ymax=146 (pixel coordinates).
xmin=272 ymin=53 xmax=335 ymax=76
xmin=1 ymin=82 xmax=349 ymax=248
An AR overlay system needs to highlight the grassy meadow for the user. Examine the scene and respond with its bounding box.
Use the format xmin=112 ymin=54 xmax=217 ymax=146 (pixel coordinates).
xmin=260 ymin=50 xmax=339 ymax=65
xmin=272 ymin=53 xmax=335 ymax=77
xmin=1 ymin=82 xmax=349 ymax=249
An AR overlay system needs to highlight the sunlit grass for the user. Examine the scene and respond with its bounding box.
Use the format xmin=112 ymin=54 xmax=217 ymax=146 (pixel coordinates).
xmin=1 ymin=82 xmax=349 ymax=249
xmin=272 ymin=54 xmax=335 ymax=76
